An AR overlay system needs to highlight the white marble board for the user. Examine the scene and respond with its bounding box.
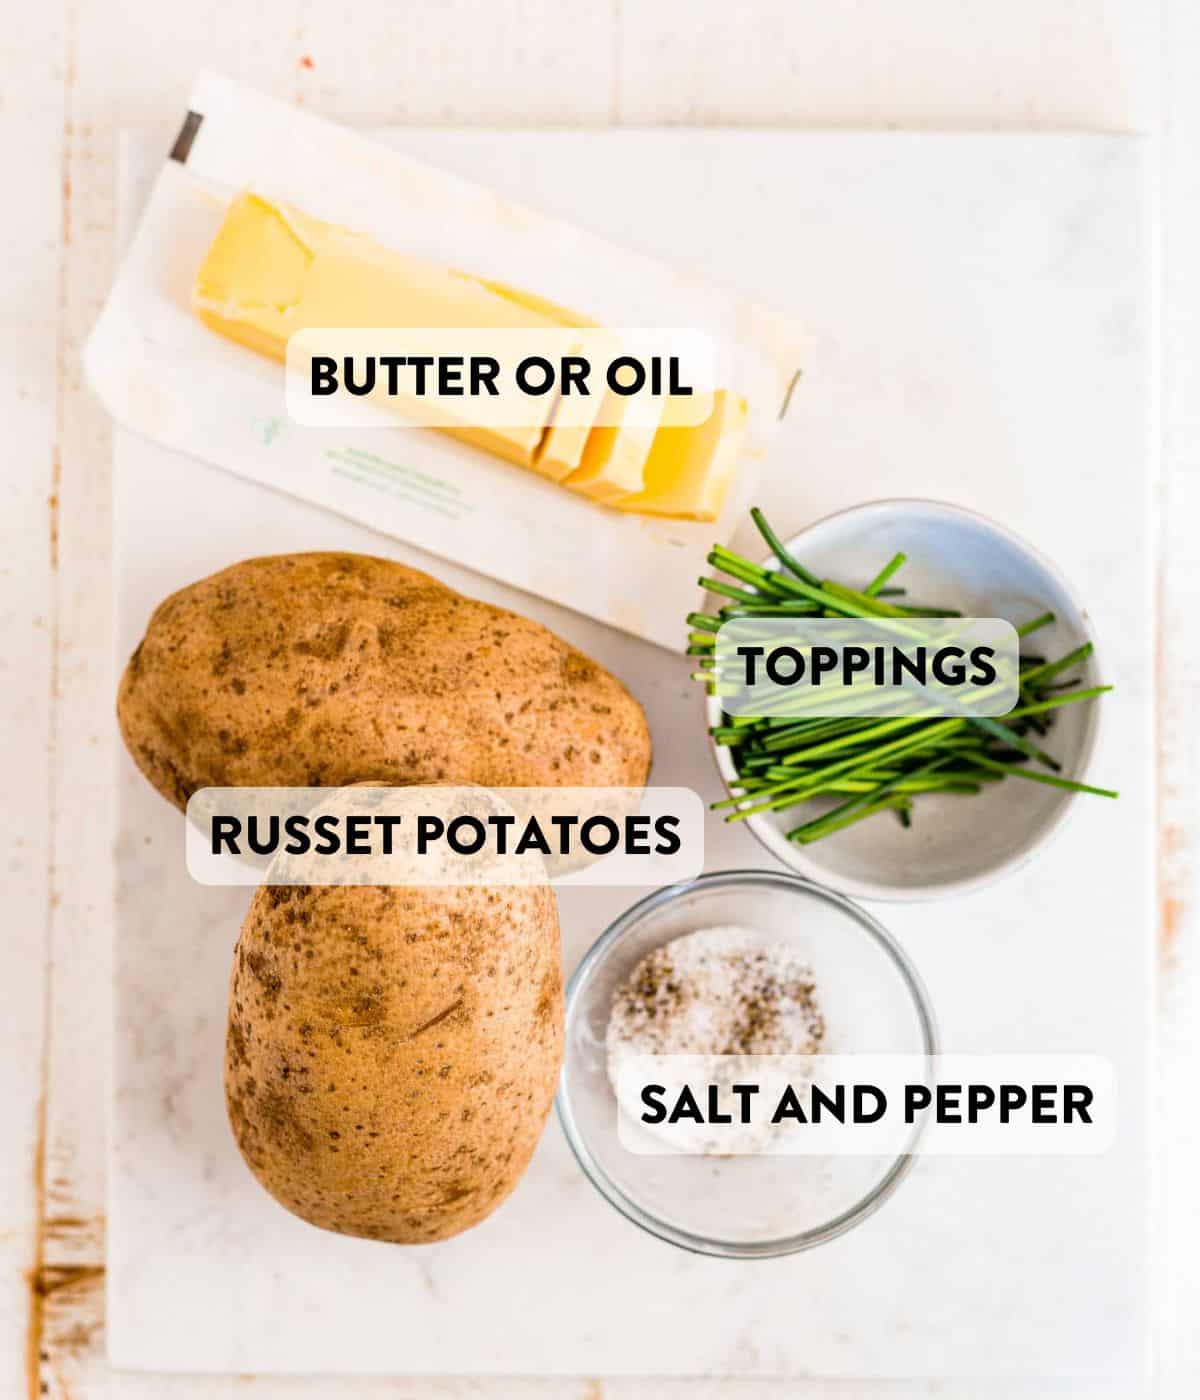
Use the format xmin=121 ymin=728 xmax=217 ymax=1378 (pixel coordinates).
xmin=110 ymin=129 xmax=1153 ymax=1378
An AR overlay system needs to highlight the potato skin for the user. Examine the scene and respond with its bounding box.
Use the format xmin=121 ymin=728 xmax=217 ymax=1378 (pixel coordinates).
xmin=118 ymin=552 xmax=651 ymax=809
xmin=225 ymin=882 xmax=563 ymax=1243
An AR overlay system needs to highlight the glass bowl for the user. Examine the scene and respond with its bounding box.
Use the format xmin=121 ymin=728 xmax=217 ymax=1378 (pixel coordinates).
xmin=556 ymin=869 xmax=938 ymax=1258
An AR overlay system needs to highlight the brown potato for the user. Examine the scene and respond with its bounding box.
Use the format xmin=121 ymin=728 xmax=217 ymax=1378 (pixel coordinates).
xmin=225 ymin=880 xmax=563 ymax=1243
xmin=118 ymin=552 xmax=651 ymax=808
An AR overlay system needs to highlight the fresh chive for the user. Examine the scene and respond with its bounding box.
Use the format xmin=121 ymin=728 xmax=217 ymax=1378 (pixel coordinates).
xmin=1003 ymin=685 xmax=1113 ymax=721
xmin=788 ymin=755 xmax=952 ymax=843
xmin=969 ymin=755 xmax=1118 ymax=799
xmin=865 ymin=553 xmax=907 ymax=596
xmin=790 ymin=794 xmax=911 ymax=842
xmin=968 ymin=714 xmax=1061 ymax=771
xmin=821 ymin=579 xmax=909 ymax=619
xmin=1021 ymin=642 xmax=1094 ymax=689
xmin=698 ymin=576 xmax=764 ymax=607
xmin=1016 ymin=610 xmax=1056 ymax=638
xmin=685 ymin=612 xmax=722 ymax=634
xmin=748 ymin=507 xmax=822 ymax=586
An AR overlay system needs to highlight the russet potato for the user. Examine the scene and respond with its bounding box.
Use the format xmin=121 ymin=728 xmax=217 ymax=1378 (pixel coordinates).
xmin=225 ymin=880 xmax=563 ymax=1243
xmin=118 ymin=552 xmax=651 ymax=808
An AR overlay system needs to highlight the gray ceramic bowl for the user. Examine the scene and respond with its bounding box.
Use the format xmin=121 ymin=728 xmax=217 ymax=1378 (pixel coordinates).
xmin=705 ymin=500 xmax=1103 ymax=902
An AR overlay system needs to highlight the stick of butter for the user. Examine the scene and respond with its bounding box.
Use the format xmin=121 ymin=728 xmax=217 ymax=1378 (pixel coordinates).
xmin=193 ymin=192 xmax=573 ymax=466
xmin=194 ymin=193 xmax=751 ymax=519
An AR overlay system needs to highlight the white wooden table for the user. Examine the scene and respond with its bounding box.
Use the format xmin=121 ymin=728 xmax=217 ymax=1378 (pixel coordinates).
xmin=6 ymin=2 xmax=1198 ymax=1396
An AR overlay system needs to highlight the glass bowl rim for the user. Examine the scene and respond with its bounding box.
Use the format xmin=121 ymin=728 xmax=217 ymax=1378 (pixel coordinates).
xmin=555 ymin=866 xmax=940 ymax=1260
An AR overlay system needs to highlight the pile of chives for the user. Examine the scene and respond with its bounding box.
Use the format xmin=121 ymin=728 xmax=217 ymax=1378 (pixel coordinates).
xmin=688 ymin=508 xmax=1117 ymax=844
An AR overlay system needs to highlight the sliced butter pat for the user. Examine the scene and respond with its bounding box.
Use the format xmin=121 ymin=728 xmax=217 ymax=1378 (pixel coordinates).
xmin=533 ymin=389 xmax=607 ymax=481
xmin=616 ymin=390 xmax=748 ymax=522
xmin=564 ymin=390 xmax=663 ymax=503
xmin=192 ymin=192 xmax=569 ymax=465
xmin=532 ymin=330 xmax=621 ymax=481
